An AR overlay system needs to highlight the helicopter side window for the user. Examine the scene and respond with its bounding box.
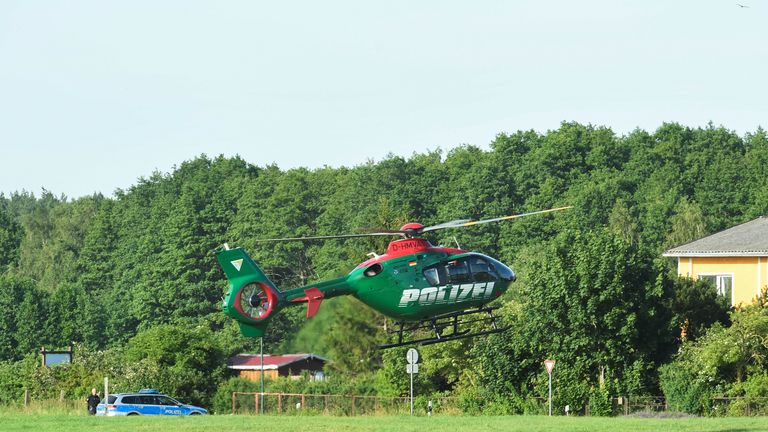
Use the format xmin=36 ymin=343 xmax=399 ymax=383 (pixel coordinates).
xmin=446 ymin=260 xmax=471 ymax=284
xmin=469 ymin=256 xmax=498 ymax=282
xmin=422 ymin=265 xmax=447 ymax=286
xmin=423 ymin=267 xmax=440 ymax=286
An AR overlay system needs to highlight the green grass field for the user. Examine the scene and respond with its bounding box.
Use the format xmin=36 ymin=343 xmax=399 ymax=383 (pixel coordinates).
xmin=3 ymin=414 xmax=768 ymax=432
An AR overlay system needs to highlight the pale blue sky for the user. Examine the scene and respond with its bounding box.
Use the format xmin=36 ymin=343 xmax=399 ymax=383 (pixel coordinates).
xmin=1 ymin=1 xmax=765 ymax=198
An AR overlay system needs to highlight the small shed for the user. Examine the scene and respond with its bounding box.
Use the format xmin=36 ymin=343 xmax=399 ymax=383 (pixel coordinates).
xmin=227 ymin=353 xmax=328 ymax=381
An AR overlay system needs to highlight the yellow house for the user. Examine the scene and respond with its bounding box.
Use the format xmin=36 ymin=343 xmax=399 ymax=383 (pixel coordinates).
xmin=663 ymin=216 xmax=768 ymax=306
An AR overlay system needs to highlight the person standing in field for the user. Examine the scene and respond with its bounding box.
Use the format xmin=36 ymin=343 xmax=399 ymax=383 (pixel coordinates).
xmin=86 ymin=388 xmax=100 ymax=415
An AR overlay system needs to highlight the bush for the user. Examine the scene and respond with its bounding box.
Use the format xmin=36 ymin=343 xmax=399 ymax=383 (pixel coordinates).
xmin=725 ymin=398 xmax=749 ymax=417
xmin=659 ymin=361 xmax=713 ymax=415
xmin=0 ymin=355 xmax=37 ymax=404
xmin=211 ymin=373 xmax=381 ymax=414
xmin=483 ymin=396 xmax=516 ymax=415
xmin=212 ymin=377 xmax=262 ymax=414
xmin=456 ymin=387 xmax=484 ymax=415
xmin=588 ymin=387 xmax=612 ymax=416
xmin=733 ymin=373 xmax=768 ymax=398
xmin=0 ymin=348 xmax=111 ymax=404
xmin=120 ymin=325 xmax=226 ymax=407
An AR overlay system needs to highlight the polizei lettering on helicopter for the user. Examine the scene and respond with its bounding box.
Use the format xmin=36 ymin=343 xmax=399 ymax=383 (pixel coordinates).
xmin=398 ymin=282 xmax=496 ymax=307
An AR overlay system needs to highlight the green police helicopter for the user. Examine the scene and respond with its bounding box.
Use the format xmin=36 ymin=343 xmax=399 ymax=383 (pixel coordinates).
xmin=216 ymin=206 xmax=570 ymax=348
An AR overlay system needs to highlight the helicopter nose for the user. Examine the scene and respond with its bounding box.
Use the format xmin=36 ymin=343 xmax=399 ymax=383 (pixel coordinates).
xmin=489 ymin=258 xmax=516 ymax=282
xmin=500 ymin=267 xmax=516 ymax=282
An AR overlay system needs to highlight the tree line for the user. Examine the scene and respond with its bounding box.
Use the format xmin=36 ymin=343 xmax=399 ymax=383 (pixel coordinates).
xmin=1 ymin=121 xmax=767 ymax=413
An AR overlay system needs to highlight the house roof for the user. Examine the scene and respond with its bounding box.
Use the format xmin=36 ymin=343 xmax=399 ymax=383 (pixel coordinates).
xmin=663 ymin=216 xmax=768 ymax=257
xmin=227 ymin=353 xmax=328 ymax=370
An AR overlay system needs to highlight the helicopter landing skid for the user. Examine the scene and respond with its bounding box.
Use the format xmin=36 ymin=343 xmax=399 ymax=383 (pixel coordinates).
xmin=378 ymin=306 xmax=508 ymax=349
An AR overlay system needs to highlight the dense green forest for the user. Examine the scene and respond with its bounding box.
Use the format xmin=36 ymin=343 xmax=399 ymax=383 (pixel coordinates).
xmin=1 ymin=122 xmax=768 ymax=414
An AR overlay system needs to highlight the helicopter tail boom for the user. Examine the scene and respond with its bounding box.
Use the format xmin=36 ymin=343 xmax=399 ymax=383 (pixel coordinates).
xmin=283 ymin=275 xmax=355 ymax=318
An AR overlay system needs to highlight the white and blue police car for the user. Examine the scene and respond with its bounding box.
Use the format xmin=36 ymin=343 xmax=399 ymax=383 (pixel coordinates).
xmin=95 ymin=389 xmax=208 ymax=416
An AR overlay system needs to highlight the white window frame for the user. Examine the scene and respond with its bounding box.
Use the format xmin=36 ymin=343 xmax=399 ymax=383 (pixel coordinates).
xmin=698 ymin=273 xmax=734 ymax=306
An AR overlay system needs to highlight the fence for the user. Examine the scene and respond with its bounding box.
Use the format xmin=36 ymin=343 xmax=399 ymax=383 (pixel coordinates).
xmin=711 ymin=397 xmax=768 ymax=416
xmin=2 ymin=391 xmax=84 ymax=414
xmin=231 ymin=392 xmax=460 ymax=416
xmin=233 ymin=393 xmax=672 ymax=417
xmin=14 ymin=391 xmax=768 ymax=417
xmin=610 ymin=396 xmax=668 ymax=416
xmin=613 ymin=396 xmax=768 ymax=417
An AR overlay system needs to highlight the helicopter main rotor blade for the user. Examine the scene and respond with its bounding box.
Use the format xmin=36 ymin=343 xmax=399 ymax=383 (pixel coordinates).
xmin=358 ymin=228 xmax=408 ymax=235
xmin=253 ymin=232 xmax=406 ymax=243
xmin=420 ymin=206 xmax=573 ymax=233
xmin=252 ymin=206 xmax=572 ymax=242
xmin=418 ymin=219 xmax=473 ymax=231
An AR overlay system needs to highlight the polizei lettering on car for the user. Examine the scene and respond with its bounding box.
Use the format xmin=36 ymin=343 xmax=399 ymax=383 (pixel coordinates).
xmin=398 ymin=282 xmax=496 ymax=307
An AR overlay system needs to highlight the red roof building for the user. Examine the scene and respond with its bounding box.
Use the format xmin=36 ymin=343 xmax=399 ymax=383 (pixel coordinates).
xmin=227 ymin=353 xmax=328 ymax=381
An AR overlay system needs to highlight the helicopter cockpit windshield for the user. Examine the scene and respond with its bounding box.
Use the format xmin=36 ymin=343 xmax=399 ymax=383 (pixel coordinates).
xmin=484 ymin=256 xmax=516 ymax=282
xmin=422 ymin=254 xmax=515 ymax=286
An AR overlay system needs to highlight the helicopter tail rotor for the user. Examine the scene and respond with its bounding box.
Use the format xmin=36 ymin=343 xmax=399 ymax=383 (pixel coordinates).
xmin=216 ymin=247 xmax=284 ymax=338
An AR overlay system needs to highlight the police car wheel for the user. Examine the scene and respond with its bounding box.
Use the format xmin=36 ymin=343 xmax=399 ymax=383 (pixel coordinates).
xmin=127 ymin=412 xmax=140 ymax=416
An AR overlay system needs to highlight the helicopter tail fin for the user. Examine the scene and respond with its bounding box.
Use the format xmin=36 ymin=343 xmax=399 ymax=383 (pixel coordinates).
xmin=216 ymin=246 xmax=278 ymax=290
xmin=216 ymin=246 xmax=283 ymax=338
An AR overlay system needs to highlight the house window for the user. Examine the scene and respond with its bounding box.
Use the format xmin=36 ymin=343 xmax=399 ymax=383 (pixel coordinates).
xmin=698 ymin=274 xmax=733 ymax=304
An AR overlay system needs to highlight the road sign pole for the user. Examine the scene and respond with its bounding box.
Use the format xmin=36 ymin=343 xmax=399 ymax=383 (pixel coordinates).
xmin=260 ymin=337 xmax=264 ymax=415
xmin=406 ymin=348 xmax=419 ymax=417
xmin=410 ymin=367 xmax=414 ymax=416
xmin=548 ymin=371 xmax=552 ymax=416
xmin=544 ymin=359 xmax=556 ymax=417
